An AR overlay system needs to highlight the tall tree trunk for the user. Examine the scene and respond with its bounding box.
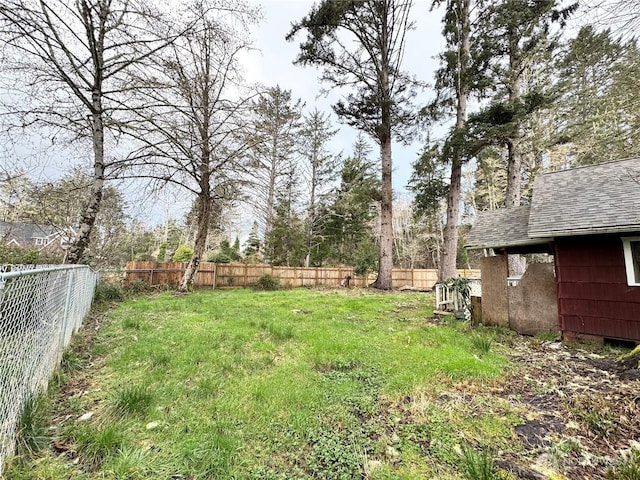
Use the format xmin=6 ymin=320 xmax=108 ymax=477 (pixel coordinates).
xmin=374 ymin=136 xmax=394 ymax=290
xmin=373 ymin=25 xmax=394 ymax=291
xmin=439 ymin=0 xmax=470 ymax=282
xmin=505 ymin=138 xmax=526 ymax=276
xmin=180 ymin=187 xmax=211 ymax=292
xmin=67 ymin=91 xmax=104 ymax=264
xmin=306 ymin=163 xmax=317 ymax=267
xmin=440 ymin=157 xmax=462 ymax=281
xmin=505 ymin=82 xmax=526 ymax=275
xmin=505 ymin=138 xmax=522 ymax=208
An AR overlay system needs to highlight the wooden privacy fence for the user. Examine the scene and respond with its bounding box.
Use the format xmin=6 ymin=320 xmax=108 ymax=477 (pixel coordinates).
xmin=125 ymin=261 xmax=480 ymax=290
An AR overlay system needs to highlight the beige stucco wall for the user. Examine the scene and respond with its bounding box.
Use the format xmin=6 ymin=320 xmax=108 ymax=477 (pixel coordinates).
xmin=480 ymin=256 xmax=509 ymax=327
xmin=508 ymin=263 xmax=558 ymax=335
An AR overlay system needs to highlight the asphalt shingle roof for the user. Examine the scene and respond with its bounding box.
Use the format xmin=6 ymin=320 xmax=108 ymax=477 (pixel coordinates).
xmin=467 ymin=158 xmax=640 ymax=249
xmin=466 ymin=205 xmax=545 ymax=249
xmin=528 ymin=158 xmax=640 ymax=237
xmin=0 ymin=221 xmax=61 ymax=246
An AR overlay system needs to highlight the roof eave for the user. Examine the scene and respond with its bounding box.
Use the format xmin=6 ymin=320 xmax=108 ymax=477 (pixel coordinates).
xmin=466 ymin=237 xmax=552 ymax=250
xmin=529 ymin=225 xmax=640 ymax=238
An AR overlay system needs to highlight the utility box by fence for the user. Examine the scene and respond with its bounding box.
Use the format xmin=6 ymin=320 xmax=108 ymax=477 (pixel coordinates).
xmin=125 ymin=261 xmax=480 ymax=291
xmin=0 ymin=265 xmax=98 ymax=472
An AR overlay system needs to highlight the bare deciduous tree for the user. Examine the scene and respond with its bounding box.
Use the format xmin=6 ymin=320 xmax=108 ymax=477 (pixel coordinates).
xmin=0 ymin=0 xmax=178 ymax=263
xmin=125 ymin=0 xmax=259 ymax=291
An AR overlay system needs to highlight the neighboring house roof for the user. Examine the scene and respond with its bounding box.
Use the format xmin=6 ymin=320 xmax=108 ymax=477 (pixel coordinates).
xmin=0 ymin=221 xmax=68 ymax=248
xmin=528 ymin=157 xmax=640 ymax=237
xmin=467 ymin=158 xmax=640 ymax=250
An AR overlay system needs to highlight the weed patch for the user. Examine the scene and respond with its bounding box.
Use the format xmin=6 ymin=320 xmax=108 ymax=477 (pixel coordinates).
xmin=566 ymin=394 xmax=619 ymax=436
xmin=608 ymin=448 xmax=640 ymax=480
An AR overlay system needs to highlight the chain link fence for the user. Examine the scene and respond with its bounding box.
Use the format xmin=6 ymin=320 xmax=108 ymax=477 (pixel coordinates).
xmin=0 ymin=265 xmax=98 ymax=472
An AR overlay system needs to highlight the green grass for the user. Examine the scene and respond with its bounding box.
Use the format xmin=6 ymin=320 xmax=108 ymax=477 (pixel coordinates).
xmin=6 ymin=288 xmax=516 ymax=479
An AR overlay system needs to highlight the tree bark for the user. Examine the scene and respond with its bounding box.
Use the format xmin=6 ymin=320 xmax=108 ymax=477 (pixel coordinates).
xmin=374 ymin=136 xmax=394 ymax=290
xmin=179 ymin=184 xmax=211 ymax=292
xmin=440 ymin=156 xmax=462 ymax=281
xmin=67 ymin=94 xmax=104 ymax=263
xmin=505 ymin=138 xmax=522 ymax=208
xmin=439 ymin=0 xmax=470 ymax=282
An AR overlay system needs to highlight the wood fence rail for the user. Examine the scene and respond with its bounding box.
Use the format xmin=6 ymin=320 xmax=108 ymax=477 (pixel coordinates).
xmin=125 ymin=261 xmax=480 ymax=290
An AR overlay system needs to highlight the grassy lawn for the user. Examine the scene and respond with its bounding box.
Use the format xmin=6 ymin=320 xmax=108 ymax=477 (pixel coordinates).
xmin=7 ymin=288 xmax=519 ymax=479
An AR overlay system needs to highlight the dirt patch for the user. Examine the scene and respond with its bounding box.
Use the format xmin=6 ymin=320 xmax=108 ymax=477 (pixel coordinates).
xmin=497 ymin=338 xmax=640 ymax=479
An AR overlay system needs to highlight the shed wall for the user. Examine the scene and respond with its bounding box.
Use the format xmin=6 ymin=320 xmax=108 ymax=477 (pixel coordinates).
xmin=480 ymin=256 xmax=509 ymax=327
xmin=509 ymin=263 xmax=558 ymax=336
xmin=555 ymin=235 xmax=640 ymax=342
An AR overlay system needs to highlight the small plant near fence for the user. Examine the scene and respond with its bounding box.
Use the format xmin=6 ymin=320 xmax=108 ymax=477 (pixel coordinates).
xmin=14 ymin=392 xmax=51 ymax=458
xmin=93 ymin=282 xmax=125 ymax=303
xmin=254 ymin=274 xmax=281 ymax=291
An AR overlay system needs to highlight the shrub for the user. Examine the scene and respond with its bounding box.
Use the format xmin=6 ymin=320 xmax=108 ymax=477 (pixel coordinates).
xmin=124 ymin=280 xmax=154 ymax=296
xmin=255 ymin=274 xmax=280 ymax=291
xmin=172 ymin=244 xmax=194 ymax=262
xmin=157 ymin=242 xmax=167 ymax=262
xmin=209 ymin=252 xmax=231 ymax=263
xmin=443 ymin=277 xmax=471 ymax=310
xmin=93 ymin=282 xmax=124 ymax=303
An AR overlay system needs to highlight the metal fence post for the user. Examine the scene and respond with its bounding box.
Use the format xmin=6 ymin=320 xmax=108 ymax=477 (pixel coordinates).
xmin=60 ymin=269 xmax=75 ymax=349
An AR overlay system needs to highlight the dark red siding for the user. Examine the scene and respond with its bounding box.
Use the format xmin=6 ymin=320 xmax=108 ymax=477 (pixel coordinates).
xmin=555 ymin=234 xmax=640 ymax=342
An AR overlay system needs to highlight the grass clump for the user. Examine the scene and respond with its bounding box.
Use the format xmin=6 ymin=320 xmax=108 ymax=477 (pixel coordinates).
xmin=60 ymin=348 xmax=83 ymax=374
xmin=471 ymin=332 xmax=494 ymax=355
xmin=608 ymin=448 xmax=640 ymax=480
xmin=103 ymin=447 xmax=149 ymax=479
xmin=459 ymin=447 xmax=503 ymax=480
xmin=64 ymin=422 xmax=125 ymax=469
xmin=108 ymin=385 xmax=154 ymax=418
xmin=255 ymin=274 xmax=281 ymax=291
xmin=267 ymin=322 xmax=294 ymax=341
xmin=15 ymin=391 xmax=51 ymax=457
